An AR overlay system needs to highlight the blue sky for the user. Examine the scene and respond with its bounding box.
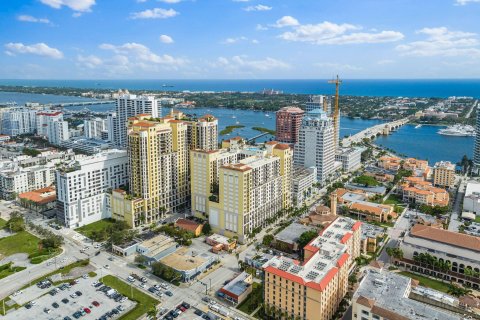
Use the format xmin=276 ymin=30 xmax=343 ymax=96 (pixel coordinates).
xmin=1 ymin=0 xmax=479 ymax=79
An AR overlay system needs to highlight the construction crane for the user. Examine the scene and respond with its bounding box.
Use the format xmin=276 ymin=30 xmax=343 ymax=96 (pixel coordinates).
xmin=328 ymin=75 xmax=342 ymax=148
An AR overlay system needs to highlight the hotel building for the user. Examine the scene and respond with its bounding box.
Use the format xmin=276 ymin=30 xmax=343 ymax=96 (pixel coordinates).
xmin=263 ymin=217 xmax=361 ymax=320
xmin=55 ymin=149 xmax=129 ymax=228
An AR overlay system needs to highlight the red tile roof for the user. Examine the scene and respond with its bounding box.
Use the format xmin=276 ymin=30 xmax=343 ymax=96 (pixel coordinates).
xmin=410 ymin=224 xmax=480 ymax=252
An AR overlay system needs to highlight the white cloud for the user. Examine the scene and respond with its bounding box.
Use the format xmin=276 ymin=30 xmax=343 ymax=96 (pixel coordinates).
xmin=272 ymin=16 xmax=299 ymax=28
xmin=251 ymin=39 xmax=259 ymax=44
xmin=17 ymin=15 xmax=51 ymax=24
xmin=4 ymin=42 xmax=63 ymax=59
xmin=455 ymin=0 xmax=480 ymax=5
xmin=99 ymin=42 xmax=186 ymax=66
xmin=214 ymin=55 xmax=289 ymax=71
xmin=244 ymin=4 xmax=272 ymax=11
xmin=314 ymin=62 xmax=362 ymax=71
xmin=396 ymin=27 xmax=480 ymax=57
xmin=278 ymin=19 xmax=404 ymax=44
xmin=130 ymin=8 xmax=179 ymax=19
xmin=222 ymin=36 xmax=248 ymax=44
xmin=77 ymin=54 xmax=102 ymax=68
xmin=159 ymin=35 xmax=174 ymax=44
xmin=40 ymin=0 xmax=95 ymax=12
xmin=256 ymin=24 xmax=268 ymax=31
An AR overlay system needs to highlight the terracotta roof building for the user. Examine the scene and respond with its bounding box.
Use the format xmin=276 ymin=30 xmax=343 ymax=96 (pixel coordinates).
xmin=174 ymin=218 xmax=203 ymax=236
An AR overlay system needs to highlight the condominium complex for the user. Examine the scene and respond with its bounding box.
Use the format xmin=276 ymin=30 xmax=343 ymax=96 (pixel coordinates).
xmin=191 ymin=139 xmax=292 ymax=242
xmin=1 ymin=108 xmax=37 ymax=136
xmin=36 ymin=111 xmax=63 ymax=138
xmin=399 ymin=224 xmax=480 ymax=288
xmin=433 ymin=160 xmax=456 ymax=188
xmin=48 ymin=120 xmax=69 ymax=146
xmin=474 ymin=108 xmax=480 ymax=167
xmin=84 ymin=117 xmax=107 ymax=140
xmin=294 ymin=109 xmax=335 ymax=185
xmin=353 ymin=268 xmax=460 ymax=320
xmin=114 ymin=92 xmax=162 ymax=147
xmin=0 ymin=163 xmax=56 ymax=199
xmin=111 ymin=115 xmax=189 ymax=227
xmin=275 ymin=106 xmax=305 ymax=144
xmin=263 ymin=217 xmax=361 ymax=320
xmin=398 ymin=176 xmax=449 ymax=206
xmin=55 ymin=149 xmax=129 ymax=228
xmin=335 ymin=147 xmax=364 ymax=172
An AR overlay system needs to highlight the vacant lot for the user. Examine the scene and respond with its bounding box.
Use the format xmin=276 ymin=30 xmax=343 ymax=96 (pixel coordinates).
xmin=76 ymin=219 xmax=115 ymax=240
xmin=0 ymin=231 xmax=39 ymax=258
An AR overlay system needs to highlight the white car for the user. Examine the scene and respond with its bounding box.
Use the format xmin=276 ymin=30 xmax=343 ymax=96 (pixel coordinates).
xmin=104 ymin=265 xmax=110 ymax=269
xmin=127 ymin=276 xmax=135 ymax=283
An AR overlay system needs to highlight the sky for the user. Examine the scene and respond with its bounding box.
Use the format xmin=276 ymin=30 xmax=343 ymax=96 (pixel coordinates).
xmin=0 ymin=0 xmax=480 ymax=79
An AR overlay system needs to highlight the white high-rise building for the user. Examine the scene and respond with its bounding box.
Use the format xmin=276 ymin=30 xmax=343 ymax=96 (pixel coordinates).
xmin=55 ymin=149 xmax=129 ymax=228
xmin=84 ymin=117 xmax=107 ymax=139
xmin=474 ymin=106 xmax=480 ymax=167
xmin=305 ymin=95 xmax=330 ymax=113
xmin=1 ymin=108 xmax=37 ymax=136
xmin=48 ymin=120 xmax=69 ymax=146
xmin=114 ymin=92 xmax=162 ymax=147
xmin=294 ymin=109 xmax=335 ymax=185
xmin=105 ymin=112 xmax=117 ymax=142
xmin=36 ymin=111 xmax=63 ymax=138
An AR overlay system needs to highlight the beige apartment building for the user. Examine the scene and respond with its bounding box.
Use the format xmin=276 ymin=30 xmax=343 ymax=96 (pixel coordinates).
xmin=263 ymin=217 xmax=361 ymax=320
xmin=433 ymin=161 xmax=456 ymax=188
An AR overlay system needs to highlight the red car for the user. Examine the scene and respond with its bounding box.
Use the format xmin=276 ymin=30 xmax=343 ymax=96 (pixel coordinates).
xmin=92 ymin=301 xmax=100 ymax=307
xmin=84 ymin=308 xmax=91 ymax=314
xmin=178 ymin=306 xmax=186 ymax=312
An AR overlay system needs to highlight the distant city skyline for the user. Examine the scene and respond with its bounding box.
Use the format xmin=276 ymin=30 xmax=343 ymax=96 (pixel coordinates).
xmin=1 ymin=0 xmax=480 ymax=79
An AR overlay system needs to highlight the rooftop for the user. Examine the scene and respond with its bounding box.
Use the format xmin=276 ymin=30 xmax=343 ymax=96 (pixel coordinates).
xmin=354 ymin=269 xmax=459 ymax=320
xmin=221 ymin=272 xmax=251 ymax=297
xmin=138 ymin=234 xmax=176 ymax=259
xmin=18 ymin=186 xmax=56 ymax=204
xmin=274 ymin=223 xmax=316 ymax=245
xmin=410 ymin=224 xmax=480 ymax=253
xmin=160 ymin=247 xmax=210 ymax=271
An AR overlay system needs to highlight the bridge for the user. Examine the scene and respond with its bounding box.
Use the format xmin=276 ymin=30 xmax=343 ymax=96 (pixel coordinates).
xmin=342 ymin=117 xmax=410 ymax=147
xmin=247 ymin=132 xmax=270 ymax=142
xmin=47 ymin=100 xmax=115 ymax=108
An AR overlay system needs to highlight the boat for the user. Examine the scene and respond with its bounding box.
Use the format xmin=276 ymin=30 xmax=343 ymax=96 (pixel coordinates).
xmin=265 ymin=113 xmax=271 ymax=117
xmin=415 ymin=124 xmax=422 ymax=129
xmin=438 ymin=124 xmax=475 ymax=137
xmin=235 ymin=121 xmax=240 ymax=125
xmin=231 ymin=115 xmax=236 ymax=119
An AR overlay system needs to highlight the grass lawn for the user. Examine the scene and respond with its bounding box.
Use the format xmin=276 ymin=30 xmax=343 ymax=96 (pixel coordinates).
xmin=0 ymin=218 xmax=6 ymax=229
xmin=383 ymin=194 xmax=403 ymax=205
xmin=0 ymin=262 xmax=26 ymax=280
xmin=237 ymin=282 xmax=262 ymax=315
xmin=475 ymin=216 xmax=480 ymax=223
xmin=76 ymin=218 xmax=115 ymax=239
xmin=100 ymin=275 xmax=158 ymax=320
xmin=0 ymin=231 xmax=40 ymax=257
xmin=399 ymin=271 xmax=450 ymax=293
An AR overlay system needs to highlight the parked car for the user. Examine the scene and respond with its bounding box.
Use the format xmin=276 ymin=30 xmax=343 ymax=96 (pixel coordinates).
xmin=165 ymin=291 xmax=173 ymax=297
xmin=62 ymin=298 xmax=69 ymax=304
xmin=92 ymin=301 xmax=100 ymax=307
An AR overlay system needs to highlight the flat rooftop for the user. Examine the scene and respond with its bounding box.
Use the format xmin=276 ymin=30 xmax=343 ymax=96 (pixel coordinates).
xmin=263 ymin=217 xmax=360 ymax=290
xmin=354 ymin=269 xmax=459 ymax=320
xmin=274 ymin=223 xmax=316 ymax=245
xmin=138 ymin=234 xmax=176 ymax=258
xmin=160 ymin=247 xmax=209 ymax=271
xmin=222 ymin=272 xmax=251 ymax=296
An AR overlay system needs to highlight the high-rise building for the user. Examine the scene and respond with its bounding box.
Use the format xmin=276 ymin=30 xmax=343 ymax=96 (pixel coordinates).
xmin=0 ymin=163 xmax=56 ymax=200
xmin=55 ymin=149 xmax=129 ymax=228
xmin=1 ymin=108 xmax=37 ymax=136
xmin=275 ymin=106 xmax=305 ymax=144
xmin=36 ymin=111 xmax=63 ymax=138
xmin=48 ymin=120 xmax=69 ymax=145
xmin=111 ymin=115 xmax=189 ymax=227
xmin=191 ymin=140 xmax=292 ymax=242
xmin=294 ymin=109 xmax=335 ymax=185
xmin=114 ymin=91 xmax=162 ymax=147
xmin=263 ymin=217 xmax=361 ymax=320
xmin=474 ymin=107 xmax=480 ymax=167
xmin=167 ymin=110 xmax=218 ymax=151
xmin=304 ymin=95 xmax=330 ymax=113
xmin=105 ymin=112 xmax=117 ymax=142
xmin=84 ymin=117 xmax=107 ymax=139
xmin=433 ymin=161 xmax=456 ymax=188
xmin=335 ymin=147 xmax=364 ymax=172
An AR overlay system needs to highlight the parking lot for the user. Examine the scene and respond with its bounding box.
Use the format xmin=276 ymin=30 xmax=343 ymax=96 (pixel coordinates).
xmin=4 ymin=275 xmax=135 ymax=320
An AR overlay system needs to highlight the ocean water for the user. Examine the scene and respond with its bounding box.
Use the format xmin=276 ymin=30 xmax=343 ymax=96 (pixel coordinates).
xmin=1 ymin=79 xmax=480 ymax=98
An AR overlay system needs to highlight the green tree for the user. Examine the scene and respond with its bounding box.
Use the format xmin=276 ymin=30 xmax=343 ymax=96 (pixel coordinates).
xmin=298 ymin=230 xmax=319 ymax=258
xmin=6 ymin=211 xmax=25 ymax=232
xmin=202 ymin=222 xmax=212 ymax=235
xmin=447 ymin=284 xmax=472 ymax=297
xmin=262 ymin=234 xmax=274 ymax=246
xmin=352 ymin=175 xmax=380 ymax=187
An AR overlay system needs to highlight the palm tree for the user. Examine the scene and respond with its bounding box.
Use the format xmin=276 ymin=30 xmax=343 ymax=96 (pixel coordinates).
xmin=147 ymin=305 xmax=158 ymax=320
xmin=447 ymin=284 xmax=472 ymax=297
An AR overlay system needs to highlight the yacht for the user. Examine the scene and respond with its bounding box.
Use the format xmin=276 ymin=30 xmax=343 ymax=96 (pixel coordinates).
xmin=438 ymin=124 xmax=475 ymax=137
xmin=415 ymin=124 xmax=422 ymax=129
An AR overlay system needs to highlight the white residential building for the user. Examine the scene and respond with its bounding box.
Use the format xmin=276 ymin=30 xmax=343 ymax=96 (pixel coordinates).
xmin=36 ymin=111 xmax=63 ymax=138
xmin=463 ymin=181 xmax=480 ymax=215
xmin=335 ymin=147 xmax=364 ymax=172
xmin=304 ymin=95 xmax=329 ymax=113
xmin=0 ymin=163 xmax=56 ymax=199
xmin=294 ymin=109 xmax=335 ymax=185
xmin=55 ymin=149 xmax=129 ymax=228
xmin=1 ymin=108 xmax=37 ymax=136
xmin=292 ymin=165 xmax=317 ymax=206
xmin=48 ymin=120 xmax=69 ymax=145
xmin=84 ymin=117 xmax=107 ymax=139
xmin=105 ymin=112 xmax=117 ymax=142
xmin=114 ymin=92 xmax=162 ymax=147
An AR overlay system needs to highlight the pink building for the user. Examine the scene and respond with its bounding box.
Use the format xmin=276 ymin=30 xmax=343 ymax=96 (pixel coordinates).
xmin=275 ymin=106 xmax=305 ymax=144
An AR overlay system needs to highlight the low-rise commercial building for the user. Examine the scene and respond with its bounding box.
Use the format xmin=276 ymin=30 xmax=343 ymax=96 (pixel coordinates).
xmin=219 ymin=272 xmax=253 ymax=305
xmin=433 ymin=161 xmax=456 ymax=188
xmin=353 ymin=268 xmax=460 ymax=320
xmin=348 ymin=201 xmax=395 ymax=223
xmin=463 ymin=181 xmax=480 ymax=216
xmin=18 ymin=186 xmax=56 ymax=212
xmin=174 ymin=218 xmax=203 ymax=237
xmin=399 ymin=224 xmax=480 ymax=288
xmin=263 ymin=217 xmax=361 ymax=320
xmin=273 ymin=222 xmax=317 ymax=252
xmin=335 ymin=147 xmax=364 ymax=172
xmin=136 ymin=234 xmax=178 ymax=263
xmin=206 ymin=233 xmax=236 ymax=252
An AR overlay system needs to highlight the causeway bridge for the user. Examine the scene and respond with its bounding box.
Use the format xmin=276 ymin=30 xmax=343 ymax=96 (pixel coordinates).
xmin=342 ymin=117 xmax=410 ymax=147
xmin=47 ymin=101 xmax=114 ymax=108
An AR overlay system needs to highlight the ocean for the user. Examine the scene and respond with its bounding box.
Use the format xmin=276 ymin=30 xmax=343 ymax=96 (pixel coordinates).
xmin=1 ymin=79 xmax=480 ymax=98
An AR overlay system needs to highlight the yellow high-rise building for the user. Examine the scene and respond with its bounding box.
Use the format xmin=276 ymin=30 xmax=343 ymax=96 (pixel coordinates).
xmin=433 ymin=161 xmax=455 ymax=188
xmin=191 ymin=139 xmax=292 ymax=243
xmin=111 ymin=115 xmax=189 ymax=227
